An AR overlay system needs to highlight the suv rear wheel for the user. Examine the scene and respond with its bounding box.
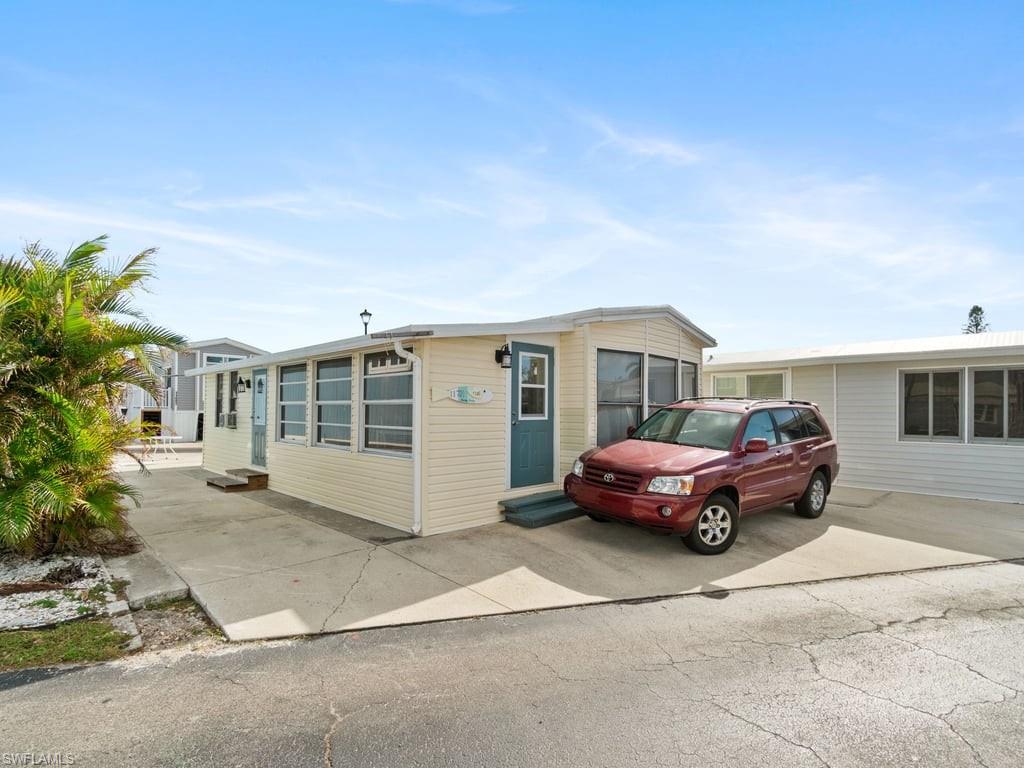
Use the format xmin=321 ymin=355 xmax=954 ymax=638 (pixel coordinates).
xmin=683 ymin=494 xmax=739 ymax=555
xmin=795 ymin=471 xmax=828 ymax=519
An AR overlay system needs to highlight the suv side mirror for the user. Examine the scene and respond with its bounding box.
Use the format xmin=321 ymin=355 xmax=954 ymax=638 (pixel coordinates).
xmin=744 ymin=438 xmax=769 ymax=453
xmin=626 ymin=425 xmax=637 ymax=437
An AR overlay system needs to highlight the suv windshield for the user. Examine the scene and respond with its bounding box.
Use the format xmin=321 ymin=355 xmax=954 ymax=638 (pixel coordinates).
xmin=631 ymin=408 xmax=743 ymax=451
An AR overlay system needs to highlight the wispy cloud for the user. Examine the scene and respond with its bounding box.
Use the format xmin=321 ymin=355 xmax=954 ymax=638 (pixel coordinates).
xmin=0 ymin=197 xmax=334 ymax=266
xmin=174 ymin=188 xmax=399 ymax=219
xmin=580 ymin=113 xmax=700 ymax=166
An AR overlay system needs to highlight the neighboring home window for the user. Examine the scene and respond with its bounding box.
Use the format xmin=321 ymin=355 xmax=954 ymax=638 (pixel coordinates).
xmin=714 ymin=375 xmax=741 ymax=397
xmin=900 ymin=370 xmax=962 ymax=440
xmin=971 ymin=368 xmax=1024 ymax=442
xmin=278 ymin=364 xmax=307 ymax=442
xmin=713 ymin=372 xmax=785 ymax=399
xmin=648 ymin=355 xmax=677 ymax=412
xmin=748 ymin=373 xmax=785 ymax=400
xmin=229 ymin=371 xmax=238 ymax=416
xmin=363 ymin=350 xmax=413 ymax=453
xmin=597 ymin=349 xmax=642 ymax=446
xmin=215 ymin=373 xmax=224 ymax=426
xmin=681 ymin=361 xmax=698 ymax=399
xmin=315 ymin=358 xmax=352 ymax=448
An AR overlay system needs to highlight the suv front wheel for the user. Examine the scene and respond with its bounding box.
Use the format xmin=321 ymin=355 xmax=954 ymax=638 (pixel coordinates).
xmin=795 ymin=471 xmax=828 ymax=519
xmin=683 ymin=494 xmax=739 ymax=555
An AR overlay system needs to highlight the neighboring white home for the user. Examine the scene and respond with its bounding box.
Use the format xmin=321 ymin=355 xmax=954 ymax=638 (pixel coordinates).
xmin=703 ymin=331 xmax=1024 ymax=503
xmin=187 ymin=306 xmax=713 ymax=536
xmin=121 ymin=338 xmax=266 ymax=440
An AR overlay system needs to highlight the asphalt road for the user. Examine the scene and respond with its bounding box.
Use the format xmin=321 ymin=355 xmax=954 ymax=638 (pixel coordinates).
xmin=3 ymin=561 xmax=1023 ymax=768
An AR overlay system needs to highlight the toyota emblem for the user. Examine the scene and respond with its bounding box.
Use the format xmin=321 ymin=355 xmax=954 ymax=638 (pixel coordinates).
xmin=603 ymin=472 xmax=615 ymax=483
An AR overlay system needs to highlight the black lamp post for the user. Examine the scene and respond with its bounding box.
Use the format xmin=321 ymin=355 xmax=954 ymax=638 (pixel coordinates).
xmin=360 ymin=308 xmax=372 ymax=335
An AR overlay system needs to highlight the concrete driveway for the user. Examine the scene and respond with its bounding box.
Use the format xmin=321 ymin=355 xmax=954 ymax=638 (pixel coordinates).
xmin=125 ymin=467 xmax=1024 ymax=641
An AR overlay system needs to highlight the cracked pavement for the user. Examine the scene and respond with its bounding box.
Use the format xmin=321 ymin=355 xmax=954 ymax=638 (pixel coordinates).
xmin=3 ymin=561 xmax=1024 ymax=767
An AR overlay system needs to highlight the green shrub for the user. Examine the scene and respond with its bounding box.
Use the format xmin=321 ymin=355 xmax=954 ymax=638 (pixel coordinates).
xmin=0 ymin=237 xmax=185 ymax=554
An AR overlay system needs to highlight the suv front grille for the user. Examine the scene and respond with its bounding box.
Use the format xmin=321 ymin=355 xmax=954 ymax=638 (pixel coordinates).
xmin=583 ymin=464 xmax=644 ymax=493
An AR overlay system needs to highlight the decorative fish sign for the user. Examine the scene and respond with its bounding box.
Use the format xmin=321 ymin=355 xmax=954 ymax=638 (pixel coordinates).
xmin=432 ymin=385 xmax=494 ymax=404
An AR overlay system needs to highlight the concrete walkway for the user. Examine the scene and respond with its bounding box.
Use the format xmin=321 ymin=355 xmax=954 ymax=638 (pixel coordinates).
xmin=123 ymin=467 xmax=1024 ymax=641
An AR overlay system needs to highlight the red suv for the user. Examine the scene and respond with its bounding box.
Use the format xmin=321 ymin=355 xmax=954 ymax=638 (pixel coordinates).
xmin=564 ymin=399 xmax=839 ymax=555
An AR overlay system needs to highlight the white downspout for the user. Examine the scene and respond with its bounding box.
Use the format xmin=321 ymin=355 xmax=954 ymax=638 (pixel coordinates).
xmin=392 ymin=340 xmax=423 ymax=536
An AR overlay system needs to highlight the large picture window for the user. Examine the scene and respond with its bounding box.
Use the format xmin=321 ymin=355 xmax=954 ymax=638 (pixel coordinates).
xmin=363 ymin=350 xmax=413 ymax=453
xmin=648 ymin=355 xmax=678 ymax=412
xmin=597 ymin=349 xmax=642 ymax=446
xmin=681 ymin=361 xmax=698 ymax=399
xmin=278 ymin=364 xmax=307 ymax=442
xmin=315 ymin=358 xmax=352 ymax=447
xmin=900 ymin=370 xmax=961 ymax=440
xmin=972 ymin=368 xmax=1024 ymax=442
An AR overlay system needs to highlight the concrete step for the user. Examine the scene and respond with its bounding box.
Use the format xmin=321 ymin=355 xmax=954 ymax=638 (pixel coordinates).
xmin=206 ymin=475 xmax=249 ymax=492
xmin=224 ymin=469 xmax=269 ymax=490
xmin=499 ymin=490 xmax=567 ymax=513
xmin=504 ymin=499 xmax=582 ymax=528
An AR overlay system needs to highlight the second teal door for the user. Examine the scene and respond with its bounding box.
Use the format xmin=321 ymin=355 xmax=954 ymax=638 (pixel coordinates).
xmin=510 ymin=342 xmax=554 ymax=488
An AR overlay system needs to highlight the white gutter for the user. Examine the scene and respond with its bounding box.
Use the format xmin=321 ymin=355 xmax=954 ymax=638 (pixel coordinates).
xmin=391 ymin=339 xmax=423 ymax=536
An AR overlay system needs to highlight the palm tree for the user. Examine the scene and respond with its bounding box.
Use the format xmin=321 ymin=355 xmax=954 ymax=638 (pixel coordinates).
xmin=0 ymin=236 xmax=186 ymax=554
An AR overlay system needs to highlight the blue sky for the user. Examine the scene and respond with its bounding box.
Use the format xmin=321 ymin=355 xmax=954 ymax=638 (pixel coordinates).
xmin=1 ymin=0 xmax=1022 ymax=353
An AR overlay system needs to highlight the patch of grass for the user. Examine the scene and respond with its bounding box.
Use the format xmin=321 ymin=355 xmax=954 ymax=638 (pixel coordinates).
xmin=84 ymin=583 xmax=109 ymax=602
xmin=30 ymin=598 xmax=59 ymax=609
xmin=75 ymin=605 xmax=93 ymax=615
xmin=0 ymin=619 xmax=128 ymax=671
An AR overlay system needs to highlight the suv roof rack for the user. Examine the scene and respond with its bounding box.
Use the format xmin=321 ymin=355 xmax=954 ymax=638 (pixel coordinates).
xmin=672 ymin=397 xmax=818 ymax=410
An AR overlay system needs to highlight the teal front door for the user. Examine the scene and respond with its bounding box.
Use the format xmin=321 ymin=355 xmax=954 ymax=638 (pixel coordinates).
xmin=251 ymin=369 xmax=267 ymax=467
xmin=510 ymin=342 xmax=554 ymax=488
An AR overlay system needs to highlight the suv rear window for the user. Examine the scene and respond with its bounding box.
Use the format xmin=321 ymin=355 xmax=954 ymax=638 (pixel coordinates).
xmin=772 ymin=408 xmax=806 ymax=443
xmin=799 ymin=408 xmax=825 ymax=438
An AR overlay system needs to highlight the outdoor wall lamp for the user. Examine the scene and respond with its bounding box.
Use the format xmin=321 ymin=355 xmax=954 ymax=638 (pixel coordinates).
xmin=495 ymin=344 xmax=512 ymax=369
xmin=235 ymin=378 xmax=251 ymax=395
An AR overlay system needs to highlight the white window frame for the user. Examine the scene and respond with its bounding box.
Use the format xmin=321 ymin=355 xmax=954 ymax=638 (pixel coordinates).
xmin=361 ymin=349 xmax=414 ymax=457
xmin=968 ymin=366 xmax=1024 ymax=445
xmin=278 ymin=363 xmax=308 ymax=444
xmin=897 ymin=368 xmax=964 ymax=443
xmin=518 ymin=351 xmax=549 ymax=421
xmin=314 ymin=357 xmax=352 ymax=450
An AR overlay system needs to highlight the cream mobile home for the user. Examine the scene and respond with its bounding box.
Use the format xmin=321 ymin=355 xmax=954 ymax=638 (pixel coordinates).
xmin=188 ymin=306 xmax=715 ymax=536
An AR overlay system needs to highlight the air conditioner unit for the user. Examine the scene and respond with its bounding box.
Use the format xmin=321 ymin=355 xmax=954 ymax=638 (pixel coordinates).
xmin=226 ymin=413 xmax=238 ymax=429
xmin=216 ymin=413 xmax=227 ymax=428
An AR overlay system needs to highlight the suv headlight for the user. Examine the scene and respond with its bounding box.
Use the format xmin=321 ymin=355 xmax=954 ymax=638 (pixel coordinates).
xmin=646 ymin=475 xmax=695 ymax=496
xmin=572 ymin=459 xmax=585 ymax=477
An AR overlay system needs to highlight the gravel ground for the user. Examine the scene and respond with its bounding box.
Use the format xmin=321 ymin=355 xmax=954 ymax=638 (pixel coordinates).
xmin=0 ymin=555 xmax=115 ymax=630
